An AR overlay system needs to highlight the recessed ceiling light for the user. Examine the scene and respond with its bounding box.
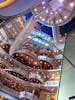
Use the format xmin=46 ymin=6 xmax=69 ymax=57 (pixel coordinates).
xmin=58 ymin=8 xmax=62 ymax=12
xmin=45 ymin=9 xmax=49 ymax=13
xmin=59 ymin=0 xmax=64 ymax=3
xmin=45 ymin=43 xmax=49 ymax=46
xmin=34 ymin=62 xmax=38 ymax=65
xmin=64 ymin=16 xmax=68 ymax=19
xmin=42 ymin=1 xmax=45 ymax=5
xmin=43 ymin=6 xmax=45 ymax=9
xmin=59 ymin=19 xmax=62 ymax=23
xmin=70 ymin=2 xmax=74 ymax=7
xmin=42 ymin=18 xmax=45 ymax=21
xmin=34 ymin=8 xmax=37 ymax=12
xmin=39 ymin=16 xmax=42 ymax=19
xmin=50 ymin=11 xmax=53 ymax=15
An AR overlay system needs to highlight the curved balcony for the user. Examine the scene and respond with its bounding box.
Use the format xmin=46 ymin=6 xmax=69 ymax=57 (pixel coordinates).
xmin=4 ymin=70 xmax=42 ymax=84
xmin=44 ymin=81 xmax=59 ymax=87
xmin=0 ymin=90 xmax=18 ymax=100
xmin=15 ymin=49 xmax=37 ymax=59
xmin=0 ymin=63 xmax=42 ymax=84
xmin=0 ymin=45 xmax=62 ymax=70
xmin=0 ymin=60 xmax=29 ymax=78
xmin=0 ymin=44 xmax=38 ymax=59
xmin=0 ymin=68 xmax=40 ymax=99
xmin=0 ymin=67 xmax=58 ymax=92
xmin=0 ymin=54 xmax=61 ymax=82
xmin=13 ymin=53 xmax=54 ymax=70
xmin=19 ymin=91 xmax=38 ymax=100
xmin=29 ymin=72 xmax=43 ymax=83
xmin=38 ymin=55 xmax=58 ymax=69
xmin=0 ymin=82 xmax=39 ymax=100
xmin=38 ymin=55 xmax=54 ymax=64
xmin=54 ymin=54 xmax=63 ymax=59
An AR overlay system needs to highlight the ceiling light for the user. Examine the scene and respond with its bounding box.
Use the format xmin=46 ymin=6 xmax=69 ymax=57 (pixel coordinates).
xmin=39 ymin=16 xmax=42 ymax=19
xmin=42 ymin=1 xmax=45 ymax=5
xmin=21 ymin=58 xmax=23 ymax=61
xmin=28 ymin=36 xmax=32 ymax=39
xmin=44 ymin=62 xmax=46 ymax=64
xmin=65 ymin=33 xmax=67 ymax=36
xmin=40 ymin=61 xmax=42 ymax=63
xmin=45 ymin=43 xmax=49 ymax=46
xmin=70 ymin=2 xmax=74 ymax=7
xmin=34 ymin=62 xmax=38 ymax=65
xmin=50 ymin=11 xmax=53 ymax=15
xmin=51 ymin=88 xmax=55 ymax=92
xmin=59 ymin=19 xmax=62 ymax=23
xmin=46 ymin=9 xmax=49 ymax=13
xmin=43 ymin=6 xmax=45 ymax=9
xmin=26 ymin=56 xmax=28 ymax=58
xmin=34 ymin=8 xmax=37 ymax=12
xmin=59 ymin=0 xmax=64 ymax=3
xmin=42 ymin=18 xmax=45 ymax=21
xmin=64 ymin=16 xmax=68 ymax=19
xmin=58 ymin=8 xmax=62 ymax=12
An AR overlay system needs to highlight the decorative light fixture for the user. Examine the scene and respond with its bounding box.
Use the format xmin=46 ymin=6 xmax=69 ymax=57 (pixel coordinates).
xmin=42 ymin=18 xmax=45 ymax=21
xmin=42 ymin=0 xmax=64 ymax=16
xmin=34 ymin=8 xmax=37 ymax=12
xmin=64 ymin=16 xmax=68 ymax=19
xmin=56 ymin=20 xmax=59 ymax=24
xmin=42 ymin=0 xmax=45 ymax=5
xmin=70 ymin=2 xmax=75 ymax=7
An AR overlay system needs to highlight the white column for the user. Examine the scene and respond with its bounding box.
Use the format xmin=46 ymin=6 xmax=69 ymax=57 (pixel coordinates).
xmin=9 ymin=17 xmax=35 ymax=55
xmin=52 ymin=19 xmax=60 ymax=42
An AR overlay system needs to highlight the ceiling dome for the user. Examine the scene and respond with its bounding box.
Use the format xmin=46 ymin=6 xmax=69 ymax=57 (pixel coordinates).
xmin=33 ymin=0 xmax=75 ymax=26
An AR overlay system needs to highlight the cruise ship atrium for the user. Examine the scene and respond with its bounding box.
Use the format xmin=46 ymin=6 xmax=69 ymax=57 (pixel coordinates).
xmin=0 ymin=0 xmax=75 ymax=100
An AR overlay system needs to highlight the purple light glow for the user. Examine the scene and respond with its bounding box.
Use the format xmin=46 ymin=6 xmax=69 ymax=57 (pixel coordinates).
xmin=50 ymin=11 xmax=53 ymax=15
xmin=59 ymin=0 xmax=64 ymax=3
xmin=58 ymin=8 xmax=62 ymax=12
xmin=45 ymin=9 xmax=49 ymax=13
xmin=43 ymin=6 xmax=45 ymax=9
xmin=42 ymin=1 xmax=45 ymax=5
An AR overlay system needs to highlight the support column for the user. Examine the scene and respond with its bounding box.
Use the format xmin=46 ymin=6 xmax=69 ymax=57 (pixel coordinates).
xmin=52 ymin=19 xmax=60 ymax=42
xmin=9 ymin=17 xmax=35 ymax=55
